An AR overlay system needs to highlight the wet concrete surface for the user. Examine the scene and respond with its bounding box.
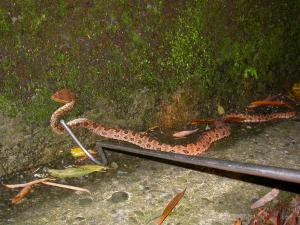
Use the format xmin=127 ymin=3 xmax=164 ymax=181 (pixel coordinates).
xmin=0 ymin=117 xmax=299 ymax=225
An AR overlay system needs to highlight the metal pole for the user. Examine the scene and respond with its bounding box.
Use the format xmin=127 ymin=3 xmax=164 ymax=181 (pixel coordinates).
xmin=97 ymin=142 xmax=300 ymax=184
xmin=60 ymin=119 xmax=102 ymax=165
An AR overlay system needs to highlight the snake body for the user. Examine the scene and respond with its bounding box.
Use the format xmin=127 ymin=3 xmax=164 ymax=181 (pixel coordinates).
xmin=223 ymin=111 xmax=296 ymax=123
xmin=50 ymin=89 xmax=295 ymax=156
xmin=50 ymin=89 xmax=230 ymax=155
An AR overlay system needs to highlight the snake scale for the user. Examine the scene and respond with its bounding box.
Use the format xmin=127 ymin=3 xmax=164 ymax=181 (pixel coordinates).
xmin=50 ymin=89 xmax=295 ymax=155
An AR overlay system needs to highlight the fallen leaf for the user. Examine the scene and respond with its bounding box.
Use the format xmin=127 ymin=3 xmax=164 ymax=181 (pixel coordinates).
xmin=148 ymin=126 xmax=159 ymax=132
xmin=172 ymin=129 xmax=199 ymax=138
xmin=70 ymin=148 xmax=96 ymax=158
xmin=268 ymin=210 xmax=281 ymax=225
xmin=48 ymin=164 xmax=108 ymax=178
xmin=249 ymin=195 xmax=300 ymax=225
xmin=4 ymin=178 xmax=51 ymax=189
xmin=284 ymin=213 xmax=297 ymax=225
xmin=251 ymin=188 xmax=280 ymax=209
xmin=290 ymin=83 xmax=300 ymax=99
xmin=233 ymin=218 xmax=242 ymax=225
xmin=217 ymin=104 xmax=225 ymax=115
xmin=157 ymin=189 xmax=186 ymax=225
xmin=290 ymin=195 xmax=300 ymax=210
xmin=41 ymin=181 xmax=91 ymax=194
xmin=11 ymin=184 xmax=33 ymax=204
xmin=248 ymin=100 xmax=289 ymax=109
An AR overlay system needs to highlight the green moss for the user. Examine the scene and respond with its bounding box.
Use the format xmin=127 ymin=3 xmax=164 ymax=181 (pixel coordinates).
xmin=0 ymin=8 xmax=11 ymax=37
xmin=0 ymin=95 xmax=18 ymax=116
xmin=0 ymin=0 xmax=298 ymax=125
xmin=22 ymin=88 xmax=54 ymax=125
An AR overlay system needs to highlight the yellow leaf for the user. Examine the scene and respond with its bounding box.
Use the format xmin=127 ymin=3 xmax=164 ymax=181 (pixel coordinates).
xmin=291 ymin=83 xmax=300 ymax=99
xmin=70 ymin=148 xmax=96 ymax=158
xmin=217 ymin=104 xmax=225 ymax=115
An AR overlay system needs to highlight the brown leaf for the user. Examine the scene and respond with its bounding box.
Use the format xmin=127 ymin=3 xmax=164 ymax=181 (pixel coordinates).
xmin=11 ymin=185 xmax=33 ymax=204
xmin=248 ymin=100 xmax=289 ymax=109
xmin=290 ymin=195 xmax=300 ymax=211
xmin=41 ymin=181 xmax=91 ymax=194
xmin=157 ymin=189 xmax=186 ymax=225
xmin=233 ymin=218 xmax=242 ymax=225
xmin=284 ymin=211 xmax=297 ymax=225
xmin=268 ymin=210 xmax=281 ymax=225
xmin=4 ymin=178 xmax=52 ymax=189
xmin=172 ymin=129 xmax=199 ymax=138
xmin=251 ymin=189 xmax=280 ymax=209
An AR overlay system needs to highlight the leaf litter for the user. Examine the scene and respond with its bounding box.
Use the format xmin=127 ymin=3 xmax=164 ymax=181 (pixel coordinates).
xmin=157 ymin=188 xmax=186 ymax=225
xmin=4 ymin=177 xmax=91 ymax=204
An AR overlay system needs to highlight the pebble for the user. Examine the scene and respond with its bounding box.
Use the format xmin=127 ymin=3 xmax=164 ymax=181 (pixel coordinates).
xmin=109 ymin=191 xmax=129 ymax=203
xmin=110 ymin=162 xmax=118 ymax=169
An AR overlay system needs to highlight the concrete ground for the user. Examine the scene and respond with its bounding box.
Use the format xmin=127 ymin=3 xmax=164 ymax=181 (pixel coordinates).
xmin=0 ymin=117 xmax=299 ymax=225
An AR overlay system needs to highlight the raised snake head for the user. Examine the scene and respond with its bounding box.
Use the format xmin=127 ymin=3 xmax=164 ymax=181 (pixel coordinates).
xmin=51 ymin=89 xmax=75 ymax=104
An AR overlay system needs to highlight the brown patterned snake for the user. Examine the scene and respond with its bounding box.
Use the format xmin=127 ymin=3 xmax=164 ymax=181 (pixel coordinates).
xmin=222 ymin=100 xmax=296 ymax=123
xmin=50 ymin=89 xmax=295 ymax=155
xmin=50 ymin=89 xmax=231 ymax=155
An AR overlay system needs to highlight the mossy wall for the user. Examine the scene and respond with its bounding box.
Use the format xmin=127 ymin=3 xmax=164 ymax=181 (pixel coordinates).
xmin=0 ymin=0 xmax=299 ymax=128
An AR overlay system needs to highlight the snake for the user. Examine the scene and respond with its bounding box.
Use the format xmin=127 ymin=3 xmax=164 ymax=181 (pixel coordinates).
xmin=50 ymin=89 xmax=231 ymax=155
xmin=50 ymin=89 xmax=295 ymax=156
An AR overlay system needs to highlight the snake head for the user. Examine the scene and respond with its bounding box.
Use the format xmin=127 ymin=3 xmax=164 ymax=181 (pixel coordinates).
xmin=51 ymin=89 xmax=75 ymax=104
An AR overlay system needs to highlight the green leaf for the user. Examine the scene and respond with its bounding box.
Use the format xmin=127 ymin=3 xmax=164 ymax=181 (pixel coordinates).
xmin=48 ymin=165 xmax=108 ymax=178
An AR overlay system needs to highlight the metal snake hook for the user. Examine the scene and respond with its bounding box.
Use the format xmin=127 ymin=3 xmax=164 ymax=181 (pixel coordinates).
xmin=60 ymin=119 xmax=102 ymax=165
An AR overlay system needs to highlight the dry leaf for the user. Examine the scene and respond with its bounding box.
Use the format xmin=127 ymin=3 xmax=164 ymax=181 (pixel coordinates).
xmin=251 ymin=188 xmax=280 ymax=209
xmin=157 ymin=189 xmax=186 ymax=225
xmin=172 ymin=129 xmax=199 ymax=138
xmin=41 ymin=181 xmax=91 ymax=194
xmin=284 ymin=210 xmax=298 ymax=225
xmin=11 ymin=185 xmax=33 ymax=204
xmin=248 ymin=100 xmax=289 ymax=108
xmin=148 ymin=126 xmax=159 ymax=132
xmin=249 ymin=195 xmax=300 ymax=225
xmin=4 ymin=178 xmax=51 ymax=189
xmin=233 ymin=218 xmax=242 ymax=225
xmin=290 ymin=83 xmax=300 ymax=100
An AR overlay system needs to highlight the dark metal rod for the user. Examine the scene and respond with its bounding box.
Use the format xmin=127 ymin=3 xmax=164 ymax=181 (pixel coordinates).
xmin=97 ymin=142 xmax=300 ymax=184
xmin=60 ymin=119 xmax=102 ymax=165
